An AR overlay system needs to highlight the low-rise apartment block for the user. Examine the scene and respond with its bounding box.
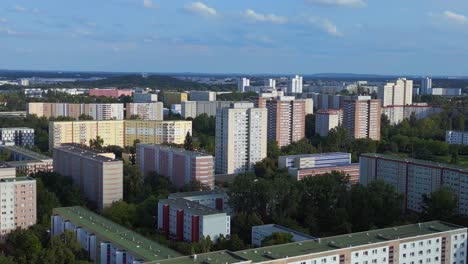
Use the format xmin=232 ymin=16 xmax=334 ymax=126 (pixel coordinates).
xmin=279 ymin=152 xmax=359 ymax=183
xmin=181 ymin=101 xmax=233 ymax=119
xmin=0 ymin=127 xmax=34 ymax=146
xmin=133 ymin=92 xmax=158 ymax=103
xmin=53 ymin=144 xmax=123 ymax=211
xmin=382 ymin=103 xmax=443 ymax=125
xmin=89 ymin=88 xmax=133 ymax=98
xmin=136 ymin=144 xmax=214 ymax=188
xmin=51 ymin=206 xmax=181 ymax=264
xmin=168 ymin=189 xmax=230 ymax=214
xmin=360 ymin=153 xmax=468 ymax=216
xmin=189 ymin=91 xmax=216 ymax=101
xmin=49 ymin=120 xmax=192 ymax=149
xmin=0 ymin=164 xmax=36 ymax=241
xmin=126 ymin=102 xmax=164 ymax=120
xmin=158 ymin=221 xmax=466 ymax=264
xmin=158 ymin=198 xmax=230 ymax=243
xmin=27 ymin=102 xmax=124 ymax=120
xmin=0 ymin=145 xmax=53 ymax=175
xmin=446 ymin=130 xmax=468 ymax=145
xmin=162 ymin=92 xmax=188 ymax=106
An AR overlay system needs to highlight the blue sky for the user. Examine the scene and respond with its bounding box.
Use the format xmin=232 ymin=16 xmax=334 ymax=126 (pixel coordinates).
xmin=0 ymin=0 xmax=468 ymax=75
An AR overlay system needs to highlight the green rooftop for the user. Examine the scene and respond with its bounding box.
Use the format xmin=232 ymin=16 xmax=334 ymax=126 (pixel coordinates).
xmin=151 ymin=250 xmax=249 ymax=264
xmin=53 ymin=206 xmax=182 ymax=262
xmin=234 ymin=221 xmax=464 ymax=263
xmin=361 ymin=153 xmax=468 ymax=172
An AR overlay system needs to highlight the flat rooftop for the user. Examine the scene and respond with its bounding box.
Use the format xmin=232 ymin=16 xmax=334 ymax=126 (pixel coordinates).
xmin=138 ymin=144 xmax=212 ymax=158
xmin=361 ymin=153 xmax=468 ymax=172
xmin=253 ymin=224 xmax=315 ymax=240
xmin=0 ymin=127 xmax=34 ymax=131
xmin=0 ymin=145 xmax=52 ymax=161
xmin=151 ymin=251 xmax=249 ymax=264
xmin=54 ymin=144 xmax=119 ymax=162
xmin=280 ymin=152 xmax=350 ymax=159
xmin=168 ymin=188 xmax=226 ymax=199
xmin=235 ymin=221 xmax=464 ymax=263
xmin=53 ymin=206 xmax=181 ymax=262
xmin=160 ymin=198 xmax=224 ymax=216
xmin=0 ymin=176 xmax=35 ymax=182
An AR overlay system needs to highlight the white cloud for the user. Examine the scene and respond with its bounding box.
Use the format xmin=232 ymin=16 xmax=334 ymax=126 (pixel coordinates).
xmin=183 ymin=2 xmax=217 ymax=17
xmin=443 ymin=11 xmax=467 ymax=24
xmin=143 ymin=0 xmax=157 ymax=9
xmin=14 ymin=5 xmax=26 ymax=12
xmin=0 ymin=18 xmax=7 ymax=23
xmin=309 ymin=17 xmax=343 ymax=37
xmin=0 ymin=27 xmax=17 ymax=35
xmin=307 ymin=0 xmax=366 ymax=8
xmin=243 ymin=9 xmax=287 ymax=24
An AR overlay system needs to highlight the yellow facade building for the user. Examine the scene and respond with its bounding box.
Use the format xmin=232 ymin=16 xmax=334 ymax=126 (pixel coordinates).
xmin=162 ymin=92 xmax=188 ymax=106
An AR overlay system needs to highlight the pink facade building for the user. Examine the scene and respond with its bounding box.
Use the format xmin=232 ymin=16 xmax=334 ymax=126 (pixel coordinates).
xmin=136 ymin=144 xmax=214 ymax=188
xmin=89 ymin=88 xmax=133 ymax=98
xmin=0 ymin=164 xmax=36 ymax=240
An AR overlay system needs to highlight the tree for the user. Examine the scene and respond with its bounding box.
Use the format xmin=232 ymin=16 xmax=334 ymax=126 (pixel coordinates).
xmin=305 ymin=114 xmax=316 ymax=139
xmin=5 ymin=228 xmax=43 ymax=264
xmin=266 ymin=140 xmax=281 ymax=159
xmin=123 ymin=164 xmax=144 ymax=201
xmin=89 ymin=136 xmax=104 ymax=150
xmin=103 ymin=201 xmax=137 ymax=229
xmin=422 ymin=188 xmax=458 ymax=221
xmin=261 ymin=232 xmax=294 ymax=246
xmin=231 ymin=212 xmax=263 ymax=244
xmin=183 ymin=132 xmax=194 ymax=151
xmin=78 ymin=114 xmax=93 ymax=120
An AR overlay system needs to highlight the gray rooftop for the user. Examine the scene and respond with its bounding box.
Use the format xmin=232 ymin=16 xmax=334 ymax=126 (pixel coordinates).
xmin=0 ymin=145 xmax=52 ymax=161
xmin=54 ymin=144 xmax=120 ymax=162
xmin=160 ymin=198 xmax=225 ymax=216
xmin=168 ymin=188 xmax=227 ymax=199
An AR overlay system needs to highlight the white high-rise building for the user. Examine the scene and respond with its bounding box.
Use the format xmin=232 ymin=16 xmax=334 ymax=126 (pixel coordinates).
xmin=264 ymin=78 xmax=276 ymax=89
xmin=379 ymin=78 xmax=413 ymax=107
xmin=421 ymin=77 xmax=432 ymax=95
xmin=287 ymin=75 xmax=303 ymax=94
xmin=215 ymin=103 xmax=267 ymax=174
xmin=237 ymin=78 xmax=250 ymax=92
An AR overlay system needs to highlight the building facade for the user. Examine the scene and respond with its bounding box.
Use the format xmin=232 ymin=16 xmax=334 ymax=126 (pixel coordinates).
xmin=343 ymin=96 xmax=381 ymax=140
xmin=237 ymin=78 xmax=250 ymax=92
xmin=0 ymin=145 xmax=53 ymax=175
xmin=27 ymin=102 xmax=124 ymax=120
xmin=162 ymin=92 xmax=188 ymax=106
xmin=133 ymin=93 xmax=158 ymax=103
xmin=315 ymin=109 xmax=342 ymax=137
xmin=89 ymin=88 xmax=133 ymax=98
xmin=0 ymin=127 xmax=34 ymax=146
xmin=258 ymin=96 xmax=305 ymax=147
xmin=382 ymin=103 xmax=443 ymax=125
xmin=49 ymin=120 xmax=192 ymax=149
xmin=53 ymin=144 xmax=123 ymax=211
xmin=421 ymin=77 xmax=432 ymax=95
xmin=279 ymin=152 xmax=359 ymax=183
xmin=360 ymin=153 xmax=468 ymax=216
xmin=0 ymin=166 xmax=36 ymax=241
xmin=446 ymin=130 xmax=468 ymax=145
xmin=189 ymin=91 xmax=216 ymax=101
xmin=181 ymin=101 xmax=233 ymax=119
xmin=126 ymin=103 xmax=164 ymax=120
xmin=287 ymin=75 xmax=303 ymax=94
xmin=51 ymin=206 xmax=181 ymax=264
xmin=168 ymin=189 xmax=230 ymax=214
xmin=379 ymin=78 xmax=413 ymax=107
xmin=215 ymin=103 xmax=267 ymax=175
xmin=157 ymin=198 xmax=230 ymax=243
xmin=136 ymin=144 xmax=214 ymax=188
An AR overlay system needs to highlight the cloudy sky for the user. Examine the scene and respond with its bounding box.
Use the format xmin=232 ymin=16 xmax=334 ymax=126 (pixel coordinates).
xmin=0 ymin=0 xmax=467 ymax=75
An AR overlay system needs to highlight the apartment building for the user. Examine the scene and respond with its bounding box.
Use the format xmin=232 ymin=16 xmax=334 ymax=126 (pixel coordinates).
xmin=49 ymin=120 xmax=192 ymax=149
xmin=279 ymin=152 xmax=359 ymax=183
xmin=215 ymin=103 xmax=267 ymax=175
xmin=189 ymin=91 xmax=216 ymax=101
xmin=0 ymin=127 xmax=34 ymax=146
xmin=89 ymin=88 xmax=133 ymax=98
xmin=382 ymin=103 xmax=443 ymax=125
xmin=168 ymin=189 xmax=230 ymax=214
xmin=133 ymin=93 xmax=158 ymax=103
xmin=308 ymin=93 xmax=356 ymax=111
xmin=162 ymin=92 xmax=188 ymax=106
xmin=237 ymin=78 xmax=250 ymax=92
xmin=157 ymin=221 xmax=467 ymax=264
xmin=157 ymin=198 xmax=230 ymax=243
xmin=251 ymin=224 xmax=315 ymax=247
xmin=0 ymin=165 xmax=36 ymax=241
xmin=51 ymin=206 xmax=181 ymax=264
xmin=53 ymin=144 xmax=123 ymax=211
xmin=136 ymin=144 xmax=214 ymax=188
xmin=0 ymin=145 xmax=53 ymax=175
xmin=287 ymin=75 xmax=303 ymax=94
xmin=256 ymin=96 xmax=306 ymax=147
xmin=27 ymin=102 xmax=124 ymax=120
xmin=126 ymin=102 xmax=164 ymax=120
xmin=181 ymin=101 xmax=233 ymax=119
xmin=315 ymin=109 xmax=342 ymax=137
xmin=379 ymin=78 xmax=413 ymax=107
xmin=343 ymin=96 xmax=381 ymax=140
xmin=446 ymin=130 xmax=468 ymax=145
xmin=360 ymin=153 xmax=468 ymax=216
